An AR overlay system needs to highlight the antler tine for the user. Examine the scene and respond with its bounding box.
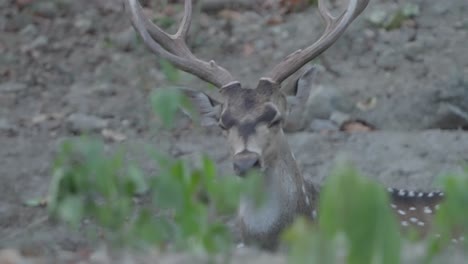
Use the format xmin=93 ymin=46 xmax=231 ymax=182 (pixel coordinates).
xmin=175 ymin=0 xmax=192 ymax=39
xmin=126 ymin=0 xmax=237 ymax=88
xmin=264 ymin=0 xmax=369 ymax=84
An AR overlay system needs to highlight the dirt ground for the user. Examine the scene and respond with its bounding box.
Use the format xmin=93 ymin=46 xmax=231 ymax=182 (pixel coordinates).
xmin=1 ymin=0 xmax=468 ymax=262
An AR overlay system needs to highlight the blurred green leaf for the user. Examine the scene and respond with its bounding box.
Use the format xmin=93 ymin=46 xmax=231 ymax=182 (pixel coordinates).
xmin=318 ymin=163 xmax=401 ymax=264
xmin=159 ymin=59 xmax=180 ymax=84
xmin=127 ymin=165 xmax=148 ymax=195
xmin=151 ymin=88 xmax=184 ymax=129
xmin=57 ymin=195 xmax=83 ymax=227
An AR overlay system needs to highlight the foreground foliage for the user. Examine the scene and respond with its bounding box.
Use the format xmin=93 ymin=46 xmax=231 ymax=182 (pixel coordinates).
xmin=47 ymin=88 xmax=467 ymax=263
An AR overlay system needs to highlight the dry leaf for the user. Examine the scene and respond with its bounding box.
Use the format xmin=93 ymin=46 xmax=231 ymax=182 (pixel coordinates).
xmin=266 ymin=15 xmax=284 ymax=25
xmin=219 ymin=10 xmax=242 ymax=20
xmin=341 ymin=120 xmax=375 ymax=132
xmin=357 ymin=97 xmax=377 ymax=111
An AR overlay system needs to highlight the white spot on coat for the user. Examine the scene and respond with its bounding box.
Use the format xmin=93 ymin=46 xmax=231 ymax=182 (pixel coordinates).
xmin=424 ymin=207 xmax=432 ymax=214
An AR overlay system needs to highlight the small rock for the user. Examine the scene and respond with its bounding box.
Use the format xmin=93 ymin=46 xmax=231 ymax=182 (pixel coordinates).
xmin=0 ymin=119 xmax=18 ymax=136
xmin=90 ymin=82 xmax=116 ymax=97
xmin=330 ymin=111 xmax=352 ymax=126
xmin=376 ymin=48 xmax=401 ymax=70
xmin=306 ymin=85 xmax=353 ymax=120
xmin=74 ymin=18 xmax=94 ymax=34
xmin=19 ymin=23 xmax=38 ymax=38
xmin=366 ymin=9 xmax=388 ymax=27
xmin=21 ymin=35 xmax=48 ymax=52
xmin=403 ymin=41 xmax=425 ymax=61
xmin=112 ymin=27 xmax=138 ymax=52
xmin=430 ymin=2 xmax=451 ymax=15
xmin=402 ymin=3 xmax=420 ymax=18
xmin=66 ymin=113 xmax=108 ymax=133
xmin=0 ymin=82 xmax=27 ymax=93
xmin=102 ymin=129 xmax=126 ymax=142
xmin=5 ymin=12 xmax=34 ymax=32
xmin=32 ymin=1 xmax=59 ymax=19
xmin=432 ymin=103 xmax=468 ymax=130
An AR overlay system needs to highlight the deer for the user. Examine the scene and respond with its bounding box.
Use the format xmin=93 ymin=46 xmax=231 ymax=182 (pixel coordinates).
xmin=125 ymin=0 xmax=463 ymax=250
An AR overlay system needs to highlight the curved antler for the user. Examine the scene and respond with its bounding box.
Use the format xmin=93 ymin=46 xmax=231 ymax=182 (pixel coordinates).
xmin=125 ymin=0 xmax=237 ymax=88
xmin=263 ymin=0 xmax=369 ymax=84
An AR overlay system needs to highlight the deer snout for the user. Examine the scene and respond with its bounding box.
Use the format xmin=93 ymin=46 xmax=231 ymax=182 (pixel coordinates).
xmin=233 ymin=151 xmax=261 ymax=177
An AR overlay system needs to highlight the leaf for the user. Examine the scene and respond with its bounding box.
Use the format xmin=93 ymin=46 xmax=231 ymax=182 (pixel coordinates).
xmin=159 ymin=59 xmax=180 ymax=83
xmin=126 ymin=165 xmax=148 ymax=195
xmin=23 ymin=197 xmax=47 ymax=207
xmin=57 ymin=196 xmax=84 ymax=227
xmin=151 ymin=88 xmax=184 ymax=129
xmin=318 ymin=163 xmax=401 ymax=264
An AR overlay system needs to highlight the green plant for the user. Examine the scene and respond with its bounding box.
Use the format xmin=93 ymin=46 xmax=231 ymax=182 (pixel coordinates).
xmin=425 ymin=168 xmax=468 ymax=260
xmin=46 ymin=87 xmax=267 ymax=256
xmin=46 ymin=85 xmax=467 ymax=262
xmin=283 ymin=163 xmax=401 ymax=264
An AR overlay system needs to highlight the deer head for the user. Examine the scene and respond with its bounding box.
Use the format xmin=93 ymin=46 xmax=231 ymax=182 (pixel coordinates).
xmin=125 ymin=0 xmax=369 ymax=177
xmin=126 ymin=0 xmax=369 ymax=249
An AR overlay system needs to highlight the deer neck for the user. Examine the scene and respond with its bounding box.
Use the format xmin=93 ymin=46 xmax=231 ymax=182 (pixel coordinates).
xmin=238 ymin=134 xmax=318 ymax=247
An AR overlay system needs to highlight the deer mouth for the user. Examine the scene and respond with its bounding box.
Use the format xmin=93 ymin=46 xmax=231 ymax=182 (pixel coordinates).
xmin=232 ymin=151 xmax=263 ymax=177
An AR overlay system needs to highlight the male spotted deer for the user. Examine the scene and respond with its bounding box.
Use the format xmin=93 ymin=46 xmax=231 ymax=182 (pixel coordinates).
xmin=125 ymin=0 xmax=463 ymax=250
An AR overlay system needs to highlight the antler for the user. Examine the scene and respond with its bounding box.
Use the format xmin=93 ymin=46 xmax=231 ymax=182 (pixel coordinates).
xmin=264 ymin=0 xmax=369 ymax=84
xmin=125 ymin=0 xmax=237 ymax=88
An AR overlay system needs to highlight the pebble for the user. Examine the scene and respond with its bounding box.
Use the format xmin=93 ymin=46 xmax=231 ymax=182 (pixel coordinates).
xmin=0 ymin=82 xmax=27 ymax=93
xmin=32 ymin=2 xmax=59 ymax=19
xmin=0 ymin=119 xmax=18 ymax=136
xmin=66 ymin=113 xmax=108 ymax=133
xmin=74 ymin=18 xmax=94 ymax=34
xmin=21 ymin=35 xmax=48 ymax=52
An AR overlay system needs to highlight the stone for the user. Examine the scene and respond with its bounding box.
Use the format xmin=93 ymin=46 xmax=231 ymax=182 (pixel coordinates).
xmin=0 ymin=119 xmax=18 ymax=136
xmin=21 ymin=35 xmax=48 ymax=52
xmin=376 ymin=48 xmax=401 ymax=70
xmin=305 ymin=85 xmax=353 ymax=120
xmin=19 ymin=24 xmax=38 ymax=38
xmin=74 ymin=18 xmax=94 ymax=34
xmin=66 ymin=113 xmax=108 ymax=133
xmin=0 ymin=82 xmax=27 ymax=93
xmin=32 ymin=2 xmax=59 ymax=19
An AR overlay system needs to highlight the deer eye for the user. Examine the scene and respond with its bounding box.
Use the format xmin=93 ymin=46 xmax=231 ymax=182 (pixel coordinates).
xmin=219 ymin=113 xmax=236 ymax=130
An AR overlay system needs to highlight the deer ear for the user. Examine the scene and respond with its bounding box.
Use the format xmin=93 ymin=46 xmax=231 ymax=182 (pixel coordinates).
xmin=182 ymin=89 xmax=222 ymax=126
xmin=281 ymin=65 xmax=319 ymax=131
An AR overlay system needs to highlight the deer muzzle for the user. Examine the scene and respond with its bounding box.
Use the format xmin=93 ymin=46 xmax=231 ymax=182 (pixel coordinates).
xmin=232 ymin=151 xmax=261 ymax=177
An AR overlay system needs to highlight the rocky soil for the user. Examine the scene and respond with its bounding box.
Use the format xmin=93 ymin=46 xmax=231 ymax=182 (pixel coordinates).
xmin=0 ymin=0 xmax=467 ymax=262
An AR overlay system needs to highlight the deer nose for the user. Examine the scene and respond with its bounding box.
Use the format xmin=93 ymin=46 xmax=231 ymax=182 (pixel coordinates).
xmin=233 ymin=151 xmax=261 ymax=177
